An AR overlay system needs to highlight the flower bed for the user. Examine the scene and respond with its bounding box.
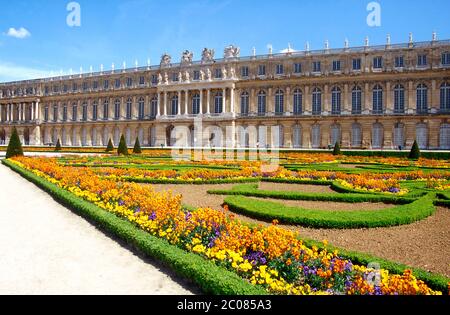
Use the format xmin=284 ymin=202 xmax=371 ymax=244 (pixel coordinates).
xmin=5 ymin=156 xmax=445 ymax=295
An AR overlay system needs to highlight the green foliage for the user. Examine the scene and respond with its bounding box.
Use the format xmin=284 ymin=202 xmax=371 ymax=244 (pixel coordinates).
xmin=223 ymin=194 xmax=435 ymax=229
xmin=332 ymin=142 xmax=341 ymax=156
xmin=6 ymin=127 xmax=24 ymax=159
xmin=106 ymin=139 xmax=114 ymax=152
xmin=133 ymin=138 xmax=142 ymax=154
xmin=409 ymin=140 xmax=421 ymax=160
xmin=2 ymin=159 xmax=266 ymax=295
xmin=55 ymin=139 xmax=62 ymax=152
xmin=117 ymin=135 xmax=129 ymax=156
xmin=122 ymin=177 xmax=260 ymax=185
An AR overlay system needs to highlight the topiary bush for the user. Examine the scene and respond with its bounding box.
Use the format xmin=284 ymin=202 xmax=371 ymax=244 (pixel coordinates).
xmin=332 ymin=142 xmax=341 ymax=156
xmin=409 ymin=140 xmax=421 ymax=160
xmin=6 ymin=127 xmax=24 ymax=159
xmin=117 ymin=135 xmax=129 ymax=156
xmin=106 ymin=138 xmax=114 ymax=152
xmin=133 ymin=137 xmax=142 ymax=154
xmin=55 ymin=139 xmax=62 ymax=152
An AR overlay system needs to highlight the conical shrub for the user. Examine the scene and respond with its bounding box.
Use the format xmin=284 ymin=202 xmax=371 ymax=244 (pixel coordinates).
xmin=133 ymin=138 xmax=142 ymax=154
xmin=408 ymin=140 xmax=421 ymax=160
xmin=55 ymin=139 xmax=62 ymax=152
xmin=106 ymin=138 xmax=114 ymax=152
xmin=117 ymin=134 xmax=129 ymax=156
xmin=332 ymin=142 xmax=341 ymax=156
xmin=6 ymin=127 xmax=24 ymax=159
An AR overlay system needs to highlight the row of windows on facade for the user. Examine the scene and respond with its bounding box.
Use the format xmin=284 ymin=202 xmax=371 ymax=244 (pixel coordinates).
xmin=38 ymin=52 xmax=450 ymax=96
xmin=41 ymin=83 xmax=450 ymax=122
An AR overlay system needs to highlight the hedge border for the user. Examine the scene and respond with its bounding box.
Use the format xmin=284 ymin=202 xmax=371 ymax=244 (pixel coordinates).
xmin=2 ymin=159 xmax=266 ymax=295
xmin=120 ymin=177 xmax=261 ymax=185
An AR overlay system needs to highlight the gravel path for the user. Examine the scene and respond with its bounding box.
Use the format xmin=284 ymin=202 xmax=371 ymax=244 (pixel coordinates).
xmin=0 ymin=164 xmax=195 ymax=295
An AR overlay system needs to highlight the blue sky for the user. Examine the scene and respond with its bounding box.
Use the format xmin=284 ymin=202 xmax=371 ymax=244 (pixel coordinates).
xmin=0 ymin=0 xmax=449 ymax=82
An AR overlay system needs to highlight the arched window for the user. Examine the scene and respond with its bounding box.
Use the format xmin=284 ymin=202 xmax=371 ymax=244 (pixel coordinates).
xmin=92 ymin=128 xmax=97 ymax=146
xmin=352 ymin=86 xmax=362 ymax=115
xmin=103 ymin=99 xmax=109 ymax=120
xmin=126 ymin=98 xmax=132 ymax=120
xmin=151 ymin=97 xmax=158 ymax=117
xmin=92 ymin=101 xmax=98 ymax=121
xmin=440 ymin=82 xmax=450 ymax=112
xmin=331 ymin=87 xmax=341 ymax=115
xmin=293 ymin=124 xmax=302 ymax=148
xmin=273 ymin=125 xmax=284 ymax=148
xmin=72 ymin=103 xmax=78 ymax=121
xmin=114 ymin=127 xmax=120 ymax=145
xmin=417 ymin=84 xmax=428 ymax=113
xmin=257 ymin=91 xmax=266 ymax=115
xmin=394 ymin=123 xmax=405 ymax=148
xmin=330 ymin=124 xmax=341 ymax=145
xmin=311 ymin=124 xmax=321 ymax=148
xmin=416 ymin=123 xmax=428 ymax=149
xmin=138 ymin=97 xmax=145 ymax=120
xmin=351 ymin=123 xmax=362 ymax=147
xmin=275 ymin=89 xmax=284 ymax=115
xmin=440 ymin=124 xmax=450 ymax=149
xmin=258 ymin=125 xmax=267 ymax=148
xmin=192 ymin=93 xmax=200 ymax=115
xmin=293 ymin=89 xmax=302 ymax=115
xmin=240 ymin=92 xmax=249 ymax=115
xmin=81 ymin=127 xmax=87 ymax=146
xmin=82 ymin=102 xmax=88 ymax=121
xmin=394 ymin=84 xmax=405 ymax=114
xmin=171 ymin=95 xmax=179 ymax=115
xmin=53 ymin=105 xmax=58 ymax=122
xmin=114 ymin=99 xmax=121 ymax=120
xmin=373 ymin=84 xmax=383 ymax=114
xmin=372 ymin=123 xmax=383 ymax=149
xmin=214 ymin=92 xmax=223 ymax=114
xmin=312 ymin=88 xmax=322 ymax=115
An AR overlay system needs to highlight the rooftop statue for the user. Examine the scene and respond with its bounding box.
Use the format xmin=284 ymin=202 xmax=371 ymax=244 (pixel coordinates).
xmin=181 ymin=50 xmax=193 ymax=66
xmin=160 ymin=53 xmax=172 ymax=67
xmin=224 ymin=45 xmax=240 ymax=59
xmin=201 ymin=48 xmax=215 ymax=64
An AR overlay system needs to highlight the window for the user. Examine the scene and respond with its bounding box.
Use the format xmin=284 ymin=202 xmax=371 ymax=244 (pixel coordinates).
xmin=92 ymin=101 xmax=98 ymax=121
xmin=82 ymin=103 xmax=88 ymax=121
xmin=257 ymin=91 xmax=266 ymax=115
xmin=241 ymin=66 xmax=249 ymax=77
xmin=258 ymin=65 xmax=266 ymax=76
xmin=416 ymin=123 xmax=428 ymax=149
xmin=53 ymin=105 xmax=58 ymax=122
xmin=104 ymin=80 xmax=109 ymax=90
xmin=72 ymin=104 xmax=78 ymax=121
xmin=440 ymin=83 xmax=450 ymax=111
xmin=311 ymin=125 xmax=321 ymax=148
xmin=312 ymin=61 xmax=321 ymax=73
xmin=352 ymin=58 xmax=361 ymax=71
xmin=312 ymin=88 xmax=322 ymax=115
xmin=151 ymin=97 xmax=158 ymax=117
xmin=138 ymin=97 xmax=145 ymax=119
xmin=394 ymin=84 xmax=405 ymax=114
xmin=83 ymin=82 xmax=89 ymax=91
xmin=63 ymin=85 xmax=68 ymax=93
xmin=126 ymin=98 xmax=132 ymax=119
xmin=372 ymin=123 xmax=383 ymax=149
xmin=442 ymin=52 xmax=450 ymax=65
xmin=293 ymin=89 xmax=303 ymax=115
xmin=126 ymin=78 xmax=133 ymax=87
xmin=171 ymin=96 xmax=179 ymax=115
xmin=351 ymin=123 xmax=362 ymax=147
xmin=193 ymin=71 xmax=200 ymax=81
xmin=276 ymin=64 xmax=284 ymax=75
xmin=440 ymin=124 xmax=450 ymax=149
xmin=192 ymin=94 xmax=200 ymax=115
xmin=93 ymin=81 xmax=98 ymax=90
xmin=44 ymin=106 xmax=49 ymax=122
xmin=139 ymin=76 xmax=145 ymax=86
xmin=240 ymin=92 xmax=249 ymax=115
xmin=330 ymin=124 xmax=341 ymax=146
xmin=394 ymin=123 xmax=405 ymax=148
xmin=395 ymin=56 xmax=404 ymax=68
xmin=331 ymin=87 xmax=341 ymax=115
xmin=214 ymin=92 xmax=223 ymax=113
xmin=293 ymin=125 xmax=302 ymax=148
xmin=372 ymin=84 xmax=383 ymax=114
xmin=332 ymin=60 xmax=341 ymax=72
xmin=215 ymin=68 xmax=222 ymax=79
xmin=172 ymin=73 xmax=179 ymax=82
xmin=275 ymin=89 xmax=284 ymax=114
xmin=294 ymin=63 xmax=302 ymax=74
xmin=53 ymin=85 xmax=59 ymax=93
xmin=352 ymin=86 xmax=362 ymax=114
xmin=62 ymin=104 xmax=68 ymax=122
xmin=44 ymin=86 xmax=49 ymax=95
xmin=114 ymin=99 xmax=121 ymax=120
xmin=115 ymin=79 xmax=121 ymax=88
xmin=417 ymin=84 xmax=428 ymax=113
xmin=418 ymin=54 xmax=427 ymax=67
xmin=373 ymin=56 xmax=383 ymax=69
xmin=151 ymin=75 xmax=158 ymax=85
xmin=72 ymin=83 xmax=78 ymax=92
xmin=103 ymin=99 xmax=109 ymax=120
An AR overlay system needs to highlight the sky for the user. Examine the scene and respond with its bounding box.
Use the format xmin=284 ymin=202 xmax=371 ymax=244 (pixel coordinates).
xmin=0 ymin=0 xmax=449 ymax=83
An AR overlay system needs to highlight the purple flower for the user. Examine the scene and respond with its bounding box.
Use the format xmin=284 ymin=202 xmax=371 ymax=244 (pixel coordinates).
xmin=185 ymin=212 xmax=192 ymax=222
xmin=149 ymin=212 xmax=157 ymax=221
xmin=134 ymin=207 xmax=141 ymax=214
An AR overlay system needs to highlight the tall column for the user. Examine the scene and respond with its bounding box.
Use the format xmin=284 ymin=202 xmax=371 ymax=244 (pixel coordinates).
xmin=230 ymin=87 xmax=235 ymax=115
xmin=268 ymin=88 xmax=273 ymax=114
xmin=184 ymin=90 xmax=189 ymax=115
xmin=408 ymin=81 xmax=414 ymax=114
xmin=304 ymin=86 xmax=311 ymax=113
xmin=222 ymin=88 xmax=227 ymax=114
xmin=286 ymin=87 xmax=292 ymax=114
xmin=177 ymin=91 xmax=182 ymax=115
xmin=36 ymin=101 xmax=40 ymax=120
xmin=324 ymin=85 xmax=330 ymax=114
xmin=163 ymin=92 xmax=167 ymax=116
xmin=157 ymin=93 xmax=161 ymax=117
xmin=207 ymin=89 xmax=211 ymax=114
xmin=344 ymin=83 xmax=349 ymax=114
xmin=386 ymin=82 xmax=392 ymax=113
xmin=31 ymin=102 xmax=34 ymax=121
xmin=199 ymin=89 xmax=203 ymax=115
xmin=7 ymin=104 xmax=10 ymax=121
xmin=364 ymin=83 xmax=370 ymax=114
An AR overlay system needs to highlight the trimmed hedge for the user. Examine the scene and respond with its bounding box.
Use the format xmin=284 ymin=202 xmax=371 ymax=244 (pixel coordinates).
xmin=2 ymin=159 xmax=266 ymax=295
xmin=223 ymin=194 xmax=436 ymax=229
xmin=262 ymin=178 xmax=333 ymax=186
xmin=121 ymin=177 xmax=261 ymax=185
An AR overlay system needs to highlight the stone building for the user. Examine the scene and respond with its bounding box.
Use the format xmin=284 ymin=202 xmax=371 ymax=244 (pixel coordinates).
xmin=1 ymin=35 xmax=450 ymax=150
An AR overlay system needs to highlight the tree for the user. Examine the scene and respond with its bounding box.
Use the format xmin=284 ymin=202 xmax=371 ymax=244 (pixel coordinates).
xmin=117 ymin=135 xmax=129 ymax=156
xmin=55 ymin=139 xmax=62 ymax=152
xmin=6 ymin=127 xmax=24 ymax=159
xmin=332 ymin=142 xmax=341 ymax=156
xmin=106 ymin=138 xmax=114 ymax=152
xmin=408 ymin=140 xmax=421 ymax=160
xmin=133 ymin=137 xmax=142 ymax=154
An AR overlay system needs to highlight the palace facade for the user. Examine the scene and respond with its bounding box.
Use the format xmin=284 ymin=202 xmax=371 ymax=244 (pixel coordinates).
xmin=1 ymin=36 xmax=450 ymax=150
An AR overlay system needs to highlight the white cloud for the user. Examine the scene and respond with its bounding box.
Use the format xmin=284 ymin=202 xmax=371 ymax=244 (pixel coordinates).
xmin=0 ymin=62 xmax=51 ymax=82
xmin=6 ymin=27 xmax=31 ymax=39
